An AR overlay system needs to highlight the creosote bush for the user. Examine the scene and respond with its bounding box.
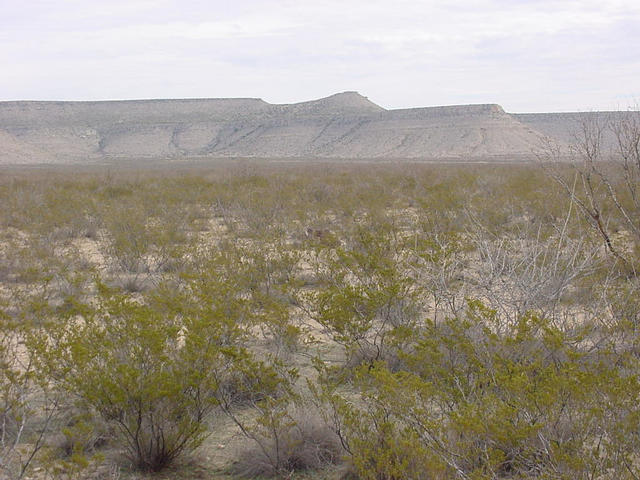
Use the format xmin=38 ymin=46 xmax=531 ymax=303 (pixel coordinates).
xmin=313 ymin=300 xmax=640 ymax=479
xmin=30 ymin=281 xmax=290 ymax=473
xmin=303 ymin=220 xmax=422 ymax=372
xmin=0 ymin=302 xmax=63 ymax=480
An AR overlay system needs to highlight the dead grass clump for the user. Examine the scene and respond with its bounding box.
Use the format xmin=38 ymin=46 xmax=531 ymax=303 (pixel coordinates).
xmin=342 ymin=343 xmax=407 ymax=374
xmin=216 ymin=371 xmax=270 ymax=407
xmin=109 ymin=274 xmax=150 ymax=293
xmin=231 ymin=411 xmax=344 ymax=478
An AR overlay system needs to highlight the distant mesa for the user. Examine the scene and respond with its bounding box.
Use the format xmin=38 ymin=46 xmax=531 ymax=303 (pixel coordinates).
xmin=0 ymin=92 xmax=630 ymax=164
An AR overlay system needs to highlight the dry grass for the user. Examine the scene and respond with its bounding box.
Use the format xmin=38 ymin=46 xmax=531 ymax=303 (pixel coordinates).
xmin=230 ymin=410 xmax=343 ymax=478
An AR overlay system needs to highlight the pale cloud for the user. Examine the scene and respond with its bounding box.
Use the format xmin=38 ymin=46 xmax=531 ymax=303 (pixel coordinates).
xmin=1 ymin=0 xmax=639 ymax=112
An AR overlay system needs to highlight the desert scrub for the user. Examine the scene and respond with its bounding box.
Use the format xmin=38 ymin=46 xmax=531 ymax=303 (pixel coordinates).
xmin=0 ymin=160 xmax=638 ymax=479
xmin=0 ymin=303 xmax=64 ymax=480
xmin=231 ymin=405 xmax=343 ymax=478
xmin=30 ymin=281 xmax=291 ymax=473
xmin=544 ymin=111 xmax=640 ymax=273
xmin=302 ymin=219 xmax=423 ymax=373
xmin=313 ymin=300 xmax=640 ymax=480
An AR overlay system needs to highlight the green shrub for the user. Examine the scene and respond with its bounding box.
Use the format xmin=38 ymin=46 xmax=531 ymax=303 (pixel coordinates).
xmin=303 ymin=220 xmax=422 ymax=371
xmin=316 ymin=301 xmax=640 ymax=479
xmin=1 ymin=303 xmax=63 ymax=480
xmin=31 ymin=281 xmax=286 ymax=472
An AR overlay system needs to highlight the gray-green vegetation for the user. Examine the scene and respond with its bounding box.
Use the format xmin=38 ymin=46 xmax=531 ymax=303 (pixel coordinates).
xmin=0 ymin=113 xmax=639 ymax=479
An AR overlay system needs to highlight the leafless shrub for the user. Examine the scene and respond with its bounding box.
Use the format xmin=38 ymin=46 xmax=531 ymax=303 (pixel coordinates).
xmin=543 ymin=109 xmax=640 ymax=274
xmin=465 ymin=200 xmax=601 ymax=327
xmin=231 ymin=409 xmax=343 ymax=478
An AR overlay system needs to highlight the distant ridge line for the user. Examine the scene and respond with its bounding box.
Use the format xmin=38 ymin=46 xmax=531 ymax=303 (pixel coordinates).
xmin=0 ymin=92 xmax=636 ymax=165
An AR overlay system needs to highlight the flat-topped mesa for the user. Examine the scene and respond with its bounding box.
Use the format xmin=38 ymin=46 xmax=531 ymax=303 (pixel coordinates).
xmin=0 ymin=93 xmax=608 ymax=163
xmin=0 ymin=97 xmax=272 ymax=127
xmin=514 ymin=110 xmax=640 ymax=153
xmin=386 ymin=103 xmax=506 ymax=119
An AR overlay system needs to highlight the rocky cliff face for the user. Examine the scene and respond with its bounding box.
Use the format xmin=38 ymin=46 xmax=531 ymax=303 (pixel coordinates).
xmin=0 ymin=91 xmax=614 ymax=164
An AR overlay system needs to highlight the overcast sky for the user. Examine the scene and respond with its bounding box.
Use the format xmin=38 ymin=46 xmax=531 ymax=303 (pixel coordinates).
xmin=2 ymin=0 xmax=639 ymax=112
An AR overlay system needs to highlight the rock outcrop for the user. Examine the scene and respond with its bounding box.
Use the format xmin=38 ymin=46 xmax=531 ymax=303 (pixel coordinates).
xmin=1 ymin=91 xmax=629 ymax=164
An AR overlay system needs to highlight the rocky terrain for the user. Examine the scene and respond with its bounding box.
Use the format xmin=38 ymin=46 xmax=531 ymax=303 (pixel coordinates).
xmin=0 ymin=91 xmax=632 ymax=164
xmin=514 ymin=111 xmax=636 ymax=154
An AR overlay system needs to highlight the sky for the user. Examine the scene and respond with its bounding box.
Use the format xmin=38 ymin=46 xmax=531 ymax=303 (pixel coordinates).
xmin=1 ymin=0 xmax=639 ymax=112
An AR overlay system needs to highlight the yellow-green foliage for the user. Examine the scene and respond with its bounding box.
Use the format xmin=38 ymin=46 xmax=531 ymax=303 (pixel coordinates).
xmin=317 ymin=302 xmax=640 ymax=479
xmin=30 ymin=279 xmax=293 ymax=472
xmin=0 ymin=161 xmax=639 ymax=478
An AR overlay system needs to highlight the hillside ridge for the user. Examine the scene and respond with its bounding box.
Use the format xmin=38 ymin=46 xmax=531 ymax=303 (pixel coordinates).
xmin=0 ymin=92 xmax=623 ymax=164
